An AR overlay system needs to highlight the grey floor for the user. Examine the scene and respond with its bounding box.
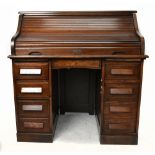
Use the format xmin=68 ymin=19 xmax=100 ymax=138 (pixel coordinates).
xmin=53 ymin=113 xmax=99 ymax=144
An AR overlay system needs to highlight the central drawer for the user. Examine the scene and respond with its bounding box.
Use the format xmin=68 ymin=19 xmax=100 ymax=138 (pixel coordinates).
xmin=52 ymin=59 xmax=101 ymax=69
xmin=16 ymin=81 xmax=49 ymax=98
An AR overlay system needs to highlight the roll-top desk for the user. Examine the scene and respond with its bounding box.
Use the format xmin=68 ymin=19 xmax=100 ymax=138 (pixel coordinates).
xmin=8 ymin=11 xmax=148 ymax=144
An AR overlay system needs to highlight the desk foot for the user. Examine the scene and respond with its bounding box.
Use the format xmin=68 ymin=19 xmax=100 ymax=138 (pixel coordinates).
xmin=17 ymin=132 xmax=53 ymax=143
xmin=100 ymin=134 xmax=138 ymax=145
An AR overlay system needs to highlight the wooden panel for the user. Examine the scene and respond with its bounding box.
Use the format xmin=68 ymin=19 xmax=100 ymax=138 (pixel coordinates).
xmin=18 ymin=118 xmax=50 ymax=132
xmin=17 ymin=100 xmax=49 ymax=117
xmin=14 ymin=62 xmax=49 ymax=80
xmin=15 ymin=47 xmax=140 ymax=56
xmin=16 ymin=81 xmax=49 ymax=98
xmin=105 ymin=62 xmax=140 ymax=80
xmin=16 ymin=12 xmax=140 ymax=45
xmin=52 ymin=59 xmax=100 ymax=69
xmin=59 ymin=69 xmax=96 ymax=114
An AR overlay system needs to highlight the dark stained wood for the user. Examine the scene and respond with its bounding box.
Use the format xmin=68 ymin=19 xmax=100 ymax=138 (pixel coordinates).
xmin=8 ymin=55 xmax=148 ymax=59
xmin=52 ymin=59 xmax=100 ymax=69
xmin=15 ymin=47 xmax=141 ymax=56
xmin=18 ymin=118 xmax=50 ymax=132
xmin=105 ymin=61 xmax=140 ymax=80
xmin=104 ymin=83 xmax=139 ymax=101
xmin=16 ymin=81 xmax=49 ymax=98
xmin=14 ymin=62 xmax=49 ymax=80
xmin=17 ymin=100 xmax=49 ymax=118
xmin=9 ymin=11 xmax=148 ymax=144
xmin=59 ymin=69 xmax=96 ymax=114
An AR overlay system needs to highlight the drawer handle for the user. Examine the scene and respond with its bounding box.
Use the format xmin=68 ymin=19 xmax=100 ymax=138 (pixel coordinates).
xmin=22 ymin=105 xmax=43 ymax=111
xmin=112 ymin=51 xmax=126 ymax=55
xmin=109 ymin=123 xmax=129 ymax=130
xmin=20 ymin=69 xmax=41 ymax=75
xmin=21 ymin=87 xmax=42 ymax=93
xmin=111 ymin=69 xmax=133 ymax=75
xmin=24 ymin=122 xmax=44 ymax=129
xmin=110 ymin=88 xmax=133 ymax=95
xmin=28 ymin=51 xmax=42 ymax=55
xmin=110 ymin=106 xmax=130 ymax=113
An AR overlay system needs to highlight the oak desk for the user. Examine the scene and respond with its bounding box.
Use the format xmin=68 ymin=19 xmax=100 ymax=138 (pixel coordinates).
xmin=8 ymin=11 xmax=148 ymax=144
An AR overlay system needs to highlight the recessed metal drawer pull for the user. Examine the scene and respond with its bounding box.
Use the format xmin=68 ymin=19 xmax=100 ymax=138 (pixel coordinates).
xmin=21 ymin=87 xmax=42 ymax=93
xmin=23 ymin=122 xmax=44 ymax=129
xmin=111 ymin=69 xmax=133 ymax=75
xmin=110 ymin=88 xmax=133 ymax=95
xmin=22 ymin=105 xmax=43 ymax=111
xmin=109 ymin=124 xmax=129 ymax=130
xmin=20 ymin=69 xmax=41 ymax=75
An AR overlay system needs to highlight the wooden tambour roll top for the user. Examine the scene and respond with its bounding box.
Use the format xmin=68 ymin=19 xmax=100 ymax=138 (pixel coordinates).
xmin=10 ymin=11 xmax=147 ymax=58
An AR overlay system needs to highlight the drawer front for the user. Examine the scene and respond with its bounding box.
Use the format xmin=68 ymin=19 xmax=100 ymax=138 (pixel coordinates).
xmin=105 ymin=62 xmax=140 ymax=80
xmin=18 ymin=118 xmax=50 ymax=132
xmin=104 ymin=83 xmax=139 ymax=101
xmin=16 ymin=47 xmax=140 ymax=56
xmin=16 ymin=81 xmax=49 ymax=98
xmin=103 ymin=117 xmax=136 ymax=134
xmin=17 ymin=100 xmax=49 ymax=117
xmin=14 ymin=62 xmax=49 ymax=80
xmin=52 ymin=59 xmax=100 ymax=69
xmin=103 ymin=101 xmax=137 ymax=118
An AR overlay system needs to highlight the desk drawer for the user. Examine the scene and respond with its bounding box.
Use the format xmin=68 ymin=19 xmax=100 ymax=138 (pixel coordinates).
xmin=105 ymin=62 xmax=140 ymax=80
xmin=17 ymin=100 xmax=49 ymax=117
xmin=104 ymin=83 xmax=139 ymax=101
xmin=103 ymin=117 xmax=136 ymax=134
xmin=16 ymin=81 xmax=49 ymax=98
xmin=16 ymin=47 xmax=140 ymax=56
xmin=18 ymin=118 xmax=50 ymax=133
xmin=52 ymin=59 xmax=100 ymax=69
xmin=14 ymin=62 xmax=49 ymax=80
xmin=103 ymin=101 xmax=137 ymax=118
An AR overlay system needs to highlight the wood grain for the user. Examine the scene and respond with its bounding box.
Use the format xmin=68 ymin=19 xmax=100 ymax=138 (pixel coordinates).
xmin=9 ymin=11 xmax=148 ymax=144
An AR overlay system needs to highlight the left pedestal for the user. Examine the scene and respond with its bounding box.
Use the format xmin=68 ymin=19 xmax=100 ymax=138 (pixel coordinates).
xmin=12 ymin=60 xmax=54 ymax=142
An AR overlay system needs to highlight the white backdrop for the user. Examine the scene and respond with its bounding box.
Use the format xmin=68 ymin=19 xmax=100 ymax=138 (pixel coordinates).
xmin=0 ymin=0 xmax=154 ymax=152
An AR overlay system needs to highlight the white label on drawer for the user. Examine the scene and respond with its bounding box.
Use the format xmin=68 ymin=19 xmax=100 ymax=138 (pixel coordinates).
xmin=22 ymin=105 xmax=43 ymax=111
xmin=21 ymin=87 xmax=42 ymax=93
xmin=20 ymin=69 xmax=41 ymax=75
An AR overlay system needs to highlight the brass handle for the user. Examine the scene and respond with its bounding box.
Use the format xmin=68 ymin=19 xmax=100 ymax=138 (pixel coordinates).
xmin=29 ymin=51 xmax=42 ymax=55
xmin=112 ymin=51 xmax=126 ymax=55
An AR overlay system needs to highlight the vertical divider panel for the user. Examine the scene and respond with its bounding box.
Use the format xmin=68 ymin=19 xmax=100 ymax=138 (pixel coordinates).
xmin=48 ymin=60 xmax=53 ymax=133
xmin=100 ymin=60 xmax=105 ymax=135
